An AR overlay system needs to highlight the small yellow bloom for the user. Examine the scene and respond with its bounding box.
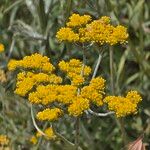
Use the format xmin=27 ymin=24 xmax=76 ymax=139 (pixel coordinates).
xmin=44 ymin=128 xmax=56 ymax=140
xmin=37 ymin=108 xmax=63 ymax=121
xmin=68 ymin=96 xmax=89 ymax=116
xmin=67 ymin=13 xmax=92 ymax=27
xmin=0 ymin=135 xmax=9 ymax=145
xmin=0 ymin=43 xmax=4 ymax=52
xmin=30 ymin=136 xmax=37 ymax=145
xmin=7 ymin=59 xmax=18 ymax=71
xmin=126 ymin=90 xmax=142 ymax=104
xmin=56 ymin=27 xmax=79 ymax=42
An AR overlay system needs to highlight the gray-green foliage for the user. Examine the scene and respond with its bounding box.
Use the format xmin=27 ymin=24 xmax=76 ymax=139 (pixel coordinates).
xmin=0 ymin=0 xmax=150 ymax=149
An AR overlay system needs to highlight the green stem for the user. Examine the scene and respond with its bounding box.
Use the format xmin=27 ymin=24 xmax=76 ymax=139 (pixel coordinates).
xmin=118 ymin=118 xmax=128 ymax=146
xmin=74 ymin=44 xmax=86 ymax=150
xmin=109 ymin=46 xmax=128 ymax=146
xmin=109 ymin=46 xmax=115 ymax=95
xmin=75 ymin=118 xmax=80 ymax=150
xmin=92 ymin=53 xmax=102 ymax=79
xmin=65 ymin=0 xmax=73 ymax=23
xmin=37 ymin=0 xmax=47 ymax=34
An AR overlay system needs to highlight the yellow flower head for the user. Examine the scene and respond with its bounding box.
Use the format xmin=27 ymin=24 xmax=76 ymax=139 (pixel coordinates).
xmin=0 ymin=43 xmax=4 ymax=52
xmin=8 ymin=53 xmax=55 ymax=73
xmin=7 ymin=59 xmax=19 ymax=71
xmin=68 ymin=96 xmax=89 ymax=117
xmin=99 ymin=16 xmax=111 ymax=24
xmin=81 ymin=77 xmax=105 ymax=106
xmin=57 ymin=85 xmax=77 ymax=104
xmin=104 ymin=91 xmax=142 ymax=117
xmin=90 ymin=77 xmax=106 ymax=91
xmin=0 ymin=135 xmax=9 ymax=145
xmin=56 ymin=13 xmax=128 ymax=45
xmin=37 ymin=108 xmax=63 ymax=121
xmin=59 ymin=59 xmax=91 ymax=86
xmin=30 ymin=136 xmax=37 ymax=145
xmin=56 ymin=27 xmax=79 ymax=42
xmin=67 ymin=13 xmax=92 ymax=27
xmin=29 ymin=85 xmax=57 ymax=105
xmin=108 ymin=25 xmax=129 ymax=45
xmin=44 ymin=127 xmax=56 ymax=140
xmin=81 ymin=86 xmax=104 ymax=106
xmin=126 ymin=90 xmax=142 ymax=104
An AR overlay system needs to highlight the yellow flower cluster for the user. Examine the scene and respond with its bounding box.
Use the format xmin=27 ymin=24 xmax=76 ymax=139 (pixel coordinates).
xmin=29 ymin=84 xmax=77 ymax=105
xmin=104 ymin=91 xmax=142 ymax=117
xmin=0 ymin=69 xmax=7 ymax=83
xmin=56 ymin=14 xmax=128 ymax=45
xmin=9 ymin=53 xmax=142 ymax=119
xmin=0 ymin=135 xmax=9 ymax=145
xmin=66 ymin=13 xmax=91 ymax=27
xmin=59 ymin=59 xmax=91 ymax=86
xmin=15 ymin=72 xmax=62 ymax=96
xmin=68 ymin=96 xmax=89 ymax=116
xmin=30 ymin=127 xmax=55 ymax=144
xmin=8 ymin=53 xmax=55 ymax=73
xmin=8 ymin=53 xmax=107 ymax=118
xmin=37 ymin=108 xmax=63 ymax=121
xmin=85 ymin=17 xmax=128 ymax=45
xmin=0 ymin=43 xmax=4 ymax=52
xmin=81 ymin=77 xmax=105 ymax=106
xmin=56 ymin=27 xmax=79 ymax=42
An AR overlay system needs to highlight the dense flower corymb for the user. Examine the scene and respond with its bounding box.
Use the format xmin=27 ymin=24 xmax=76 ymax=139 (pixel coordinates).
xmin=104 ymin=90 xmax=142 ymax=117
xmin=8 ymin=53 xmax=55 ymax=72
xmin=56 ymin=14 xmax=128 ymax=45
xmin=7 ymin=53 xmax=107 ymax=118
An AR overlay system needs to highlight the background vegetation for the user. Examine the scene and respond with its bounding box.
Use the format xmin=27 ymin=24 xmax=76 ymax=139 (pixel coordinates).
xmin=0 ymin=0 xmax=150 ymax=149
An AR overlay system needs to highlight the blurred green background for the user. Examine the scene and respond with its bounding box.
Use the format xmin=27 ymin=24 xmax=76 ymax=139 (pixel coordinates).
xmin=0 ymin=0 xmax=150 ymax=149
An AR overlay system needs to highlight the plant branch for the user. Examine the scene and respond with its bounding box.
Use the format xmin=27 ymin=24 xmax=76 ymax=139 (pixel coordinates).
xmin=88 ymin=109 xmax=114 ymax=117
xmin=30 ymin=105 xmax=47 ymax=136
xmin=52 ymin=127 xmax=75 ymax=147
xmin=92 ymin=53 xmax=102 ymax=79
xmin=109 ymin=46 xmax=115 ymax=95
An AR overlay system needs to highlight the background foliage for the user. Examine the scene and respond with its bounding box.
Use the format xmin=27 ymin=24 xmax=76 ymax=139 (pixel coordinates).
xmin=0 ymin=0 xmax=150 ymax=149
